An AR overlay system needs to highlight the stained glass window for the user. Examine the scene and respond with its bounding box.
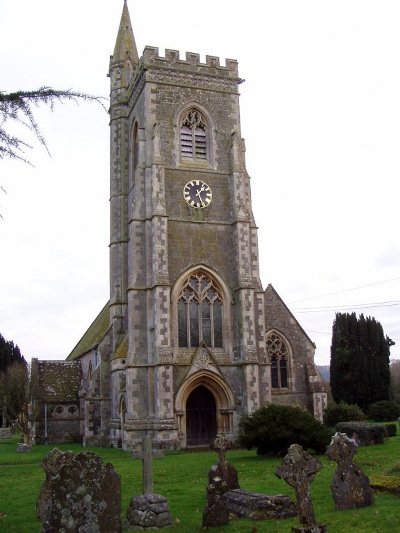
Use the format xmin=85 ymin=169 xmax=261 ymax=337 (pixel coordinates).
xmin=266 ymin=332 xmax=289 ymax=388
xmin=178 ymin=271 xmax=223 ymax=348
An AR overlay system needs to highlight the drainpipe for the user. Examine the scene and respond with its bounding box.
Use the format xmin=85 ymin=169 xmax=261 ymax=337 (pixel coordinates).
xmin=44 ymin=403 xmax=48 ymax=444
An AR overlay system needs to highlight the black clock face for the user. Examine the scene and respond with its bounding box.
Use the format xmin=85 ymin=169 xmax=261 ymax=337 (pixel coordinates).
xmin=183 ymin=180 xmax=212 ymax=208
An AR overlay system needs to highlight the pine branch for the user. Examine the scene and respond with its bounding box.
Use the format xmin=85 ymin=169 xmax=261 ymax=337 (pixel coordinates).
xmin=0 ymin=87 xmax=108 ymax=164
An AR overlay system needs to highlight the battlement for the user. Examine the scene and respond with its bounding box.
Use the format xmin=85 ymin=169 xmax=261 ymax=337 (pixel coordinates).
xmin=141 ymin=46 xmax=239 ymax=77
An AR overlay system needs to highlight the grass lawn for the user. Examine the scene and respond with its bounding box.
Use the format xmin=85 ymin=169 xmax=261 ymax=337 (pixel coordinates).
xmin=1 ymin=435 xmax=400 ymax=532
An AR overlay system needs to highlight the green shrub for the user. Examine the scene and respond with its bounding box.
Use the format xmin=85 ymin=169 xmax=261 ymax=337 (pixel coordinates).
xmin=367 ymin=400 xmax=400 ymax=422
xmin=324 ymin=401 xmax=366 ymax=426
xmin=384 ymin=423 xmax=397 ymax=437
xmin=239 ymin=403 xmax=332 ymax=455
xmin=335 ymin=422 xmax=388 ymax=445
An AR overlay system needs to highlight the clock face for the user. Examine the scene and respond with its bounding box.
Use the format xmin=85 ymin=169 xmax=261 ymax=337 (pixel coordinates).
xmin=183 ymin=180 xmax=212 ymax=209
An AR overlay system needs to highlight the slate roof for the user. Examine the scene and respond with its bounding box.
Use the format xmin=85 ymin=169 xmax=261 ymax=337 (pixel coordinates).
xmin=66 ymin=302 xmax=111 ymax=361
xmin=37 ymin=360 xmax=82 ymax=402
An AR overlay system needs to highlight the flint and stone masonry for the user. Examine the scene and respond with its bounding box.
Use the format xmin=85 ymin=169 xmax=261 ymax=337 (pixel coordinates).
xmin=31 ymin=1 xmax=326 ymax=449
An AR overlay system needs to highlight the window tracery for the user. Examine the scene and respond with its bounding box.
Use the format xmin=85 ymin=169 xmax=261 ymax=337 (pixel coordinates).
xmin=266 ymin=332 xmax=289 ymax=388
xmin=180 ymin=109 xmax=207 ymax=160
xmin=178 ymin=271 xmax=223 ymax=348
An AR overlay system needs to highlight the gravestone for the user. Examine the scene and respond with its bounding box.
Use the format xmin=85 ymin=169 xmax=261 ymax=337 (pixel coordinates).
xmin=125 ymin=436 xmax=173 ymax=530
xmin=36 ymin=448 xmax=122 ymax=533
xmin=203 ymin=435 xmax=297 ymax=526
xmin=203 ymin=435 xmax=240 ymax=528
xmin=276 ymin=444 xmax=326 ymax=533
xmin=0 ymin=428 xmax=12 ymax=439
xmin=202 ymin=435 xmax=239 ymax=528
xmin=17 ymin=443 xmax=32 ymax=452
xmin=326 ymin=432 xmax=374 ymax=510
xmin=208 ymin=435 xmax=240 ymax=494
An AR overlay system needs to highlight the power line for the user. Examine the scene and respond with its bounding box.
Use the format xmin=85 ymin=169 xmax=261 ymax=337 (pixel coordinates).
xmin=292 ymin=300 xmax=400 ymax=314
xmin=288 ymin=277 xmax=400 ymax=305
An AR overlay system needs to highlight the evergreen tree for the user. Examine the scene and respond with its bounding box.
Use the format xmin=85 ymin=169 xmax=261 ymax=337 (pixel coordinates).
xmin=330 ymin=312 xmax=393 ymax=410
xmin=0 ymin=334 xmax=26 ymax=427
xmin=1 ymin=88 xmax=106 ymax=165
xmin=0 ymin=333 xmax=25 ymax=372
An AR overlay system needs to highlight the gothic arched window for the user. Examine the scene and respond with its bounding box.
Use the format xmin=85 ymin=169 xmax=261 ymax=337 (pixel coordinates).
xmin=178 ymin=271 xmax=223 ymax=348
xmin=266 ymin=332 xmax=289 ymax=388
xmin=180 ymin=109 xmax=207 ymax=160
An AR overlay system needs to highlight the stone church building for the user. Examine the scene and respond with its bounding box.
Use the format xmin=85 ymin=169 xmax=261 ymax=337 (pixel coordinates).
xmin=32 ymin=1 xmax=326 ymax=449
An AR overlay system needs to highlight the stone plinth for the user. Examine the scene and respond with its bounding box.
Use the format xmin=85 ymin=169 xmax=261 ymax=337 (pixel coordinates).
xmin=223 ymin=489 xmax=297 ymax=520
xmin=125 ymin=494 xmax=173 ymax=530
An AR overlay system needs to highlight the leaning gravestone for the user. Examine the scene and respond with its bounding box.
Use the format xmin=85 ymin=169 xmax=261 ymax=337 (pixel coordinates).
xmin=276 ymin=444 xmax=326 ymax=533
xmin=36 ymin=447 xmax=122 ymax=533
xmin=326 ymin=432 xmax=374 ymax=510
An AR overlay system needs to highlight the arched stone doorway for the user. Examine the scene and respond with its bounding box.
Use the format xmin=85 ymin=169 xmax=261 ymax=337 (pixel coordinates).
xmin=186 ymin=385 xmax=217 ymax=446
xmin=175 ymin=369 xmax=237 ymax=448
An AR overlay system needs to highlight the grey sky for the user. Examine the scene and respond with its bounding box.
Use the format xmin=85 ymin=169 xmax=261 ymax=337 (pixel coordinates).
xmin=1 ymin=0 xmax=399 ymax=365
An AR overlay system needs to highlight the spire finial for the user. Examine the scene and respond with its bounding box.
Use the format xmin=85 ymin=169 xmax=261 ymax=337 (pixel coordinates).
xmin=112 ymin=0 xmax=139 ymax=65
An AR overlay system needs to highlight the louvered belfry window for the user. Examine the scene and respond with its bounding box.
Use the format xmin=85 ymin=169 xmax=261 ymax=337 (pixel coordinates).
xmin=180 ymin=110 xmax=207 ymax=160
xmin=266 ymin=332 xmax=289 ymax=388
xmin=178 ymin=271 xmax=223 ymax=348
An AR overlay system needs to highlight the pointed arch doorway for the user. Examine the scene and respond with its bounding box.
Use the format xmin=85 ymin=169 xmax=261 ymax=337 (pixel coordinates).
xmin=186 ymin=385 xmax=217 ymax=446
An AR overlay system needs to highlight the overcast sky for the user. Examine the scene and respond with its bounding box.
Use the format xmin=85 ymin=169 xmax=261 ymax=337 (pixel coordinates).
xmin=1 ymin=0 xmax=399 ymax=366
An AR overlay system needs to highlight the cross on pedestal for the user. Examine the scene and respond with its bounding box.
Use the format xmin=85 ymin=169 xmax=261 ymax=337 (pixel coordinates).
xmin=142 ymin=434 xmax=153 ymax=496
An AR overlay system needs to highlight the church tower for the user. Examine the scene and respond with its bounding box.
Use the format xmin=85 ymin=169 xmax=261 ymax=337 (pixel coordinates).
xmin=67 ymin=1 xmax=326 ymax=449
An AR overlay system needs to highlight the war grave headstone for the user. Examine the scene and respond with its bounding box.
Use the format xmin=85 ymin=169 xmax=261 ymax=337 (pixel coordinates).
xmin=276 ymin=443 xmax=326 ymax=533
xmin=326 ymin=432 xmax=374 ymax=510
xmin=36 ymin=447 xmax=122 ymax=533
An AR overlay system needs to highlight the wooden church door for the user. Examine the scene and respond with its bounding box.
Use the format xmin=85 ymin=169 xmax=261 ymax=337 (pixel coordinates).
xmin=186 ymin=385 xmax=217 ymax=446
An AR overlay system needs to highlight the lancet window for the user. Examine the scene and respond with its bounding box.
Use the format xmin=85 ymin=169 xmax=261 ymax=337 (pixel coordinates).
xmin=180 ymin=109 xmax=207 ymax=160
xmin=178 ymin=271 xmax=223 ymax=348
xmin=266 ymin=332 xmax=289 ymax=388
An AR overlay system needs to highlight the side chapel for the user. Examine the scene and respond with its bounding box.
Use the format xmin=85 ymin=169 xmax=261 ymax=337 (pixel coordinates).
xmin=39 ymin=1 xmax=326 ymax=449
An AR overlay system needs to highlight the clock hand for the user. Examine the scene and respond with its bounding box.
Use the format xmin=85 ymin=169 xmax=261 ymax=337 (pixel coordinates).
xmin=196 ymin=188 xmax=205 ymax=207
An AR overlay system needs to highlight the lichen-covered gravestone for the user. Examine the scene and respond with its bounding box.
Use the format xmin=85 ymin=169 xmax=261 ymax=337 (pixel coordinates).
xmin=326 ymin=432 xmax=374 ymax=510
xmin=276 ymin=444 xmax=326 ymax=533
xmin=36 ymin=447 xmax=122 ymax=533
xmin=202 ymin=435 xmax=239 ymax=528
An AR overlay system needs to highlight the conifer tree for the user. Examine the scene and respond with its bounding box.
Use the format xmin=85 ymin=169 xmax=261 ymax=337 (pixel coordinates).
xmin=0 ymin=334 xmax=27 ymax=428
xmin=330 ymin=312 xmax=393 ymax=410
xmin=0 ymin=333 xmax=25 ymax=372
xmin=0 ymin=88 xmax=106 ymax=165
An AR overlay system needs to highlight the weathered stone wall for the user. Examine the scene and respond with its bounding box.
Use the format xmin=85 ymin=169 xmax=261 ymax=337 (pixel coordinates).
xmin=31 ymin=360 xmax=82 ymax=444
xmin=62 ymin=5 xmax=327 ymax=449
xmin=35 ymin=404 xmax=80 ymax=444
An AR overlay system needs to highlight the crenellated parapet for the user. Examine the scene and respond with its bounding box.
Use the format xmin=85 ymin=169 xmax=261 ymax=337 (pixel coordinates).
xmin=126 ymin=46 xmax=243 ymax=103
xmin=142 ymin=46 xmax=239 ymax=76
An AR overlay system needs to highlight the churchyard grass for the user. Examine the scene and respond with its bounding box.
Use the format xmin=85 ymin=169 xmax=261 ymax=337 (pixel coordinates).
xmin=1 ymin=435 xmax=399 ymax=532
